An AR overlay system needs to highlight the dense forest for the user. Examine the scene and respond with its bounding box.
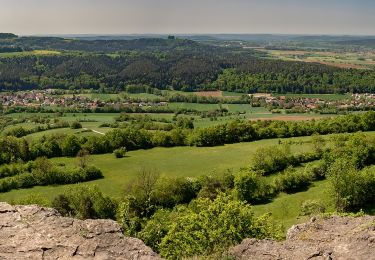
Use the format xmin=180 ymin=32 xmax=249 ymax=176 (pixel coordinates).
xmin=1 ymin=35 xmax=375 ymax=94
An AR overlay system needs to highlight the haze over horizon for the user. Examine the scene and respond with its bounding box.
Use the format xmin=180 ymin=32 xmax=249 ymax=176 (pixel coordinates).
xmin=1 ymin=0 xmax=375 ymax=35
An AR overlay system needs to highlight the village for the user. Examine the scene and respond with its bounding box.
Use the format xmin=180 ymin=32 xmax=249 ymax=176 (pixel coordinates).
xmin=1 ymin=90 xmax=375 ymax=114
xmin=253 ymin=93 xmax=375 ymax=112
xmin=0 ymin=90 xmax=168 ymax=110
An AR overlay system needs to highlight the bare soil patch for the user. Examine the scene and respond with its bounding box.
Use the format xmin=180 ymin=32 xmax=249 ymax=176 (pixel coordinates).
xmin=195 ymin=91 xmax=223 ymax=97
xmin=251 ymin=115 xmax=325 ymax=121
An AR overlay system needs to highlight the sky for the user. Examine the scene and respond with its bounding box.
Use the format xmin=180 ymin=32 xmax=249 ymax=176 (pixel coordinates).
xmin=1 ymin=0 xmax=375 ymax=35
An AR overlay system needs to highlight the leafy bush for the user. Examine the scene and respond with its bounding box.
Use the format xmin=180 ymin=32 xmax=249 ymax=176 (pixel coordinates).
xmin=250 ymin=144 xmax=319 ymax=175
xmin=234 ymin=170 xmax=274 ymax=203
xmin=61 ymin=135 xmax=82 ymax=157
xmin=137 ymin=209 xmax=174 ymax=252
xmin=70 ymin=121 xmax=82 ymax=129
xmin=154 ymin=177 xmax=200 ymax=208
xmin=52 ymin=185 xmax=117 ymax=219
xmin=328 ymin=158 xmax=375 ymax=212
xmin=300 ymin=200 xmax=326 ymax=216
xmin=197 ymin=171 xmax=234 ymax=200
xmin=158 ymin=194 xmax=283 ymax=258
xmin=113 ymin=147 xmax=127 ymax=158
xmin=273 ymin=167 xmax=313 ymax=193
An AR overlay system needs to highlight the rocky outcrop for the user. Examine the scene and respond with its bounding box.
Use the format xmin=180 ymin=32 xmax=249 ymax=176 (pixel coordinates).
xmin=0 ymin=202 xmax=160 ymax=260
xmin=230 ymin=215 xmax=375 ymax=260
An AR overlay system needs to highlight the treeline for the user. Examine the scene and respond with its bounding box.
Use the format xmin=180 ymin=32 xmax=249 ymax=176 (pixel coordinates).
xmin=3 ymin=121 xmax=70 ymax=138
xmin=2 ymin=112 xmax=375 ymax=166
xmin=0 ymin=33 xmax=17 ymax=39
xmin=0 ymin=157 xmax=102 ymax=193
xmin=0 ymin=46 xmax=23 ymax=53
xmin=1 ymin=36 xmax=375 ymax=93
xmin=214 ymin=68 xmax=375 ymax=94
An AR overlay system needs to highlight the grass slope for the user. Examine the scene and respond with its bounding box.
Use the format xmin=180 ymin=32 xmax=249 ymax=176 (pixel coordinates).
xmin=0 ymin=136 xmax=314 ymax=202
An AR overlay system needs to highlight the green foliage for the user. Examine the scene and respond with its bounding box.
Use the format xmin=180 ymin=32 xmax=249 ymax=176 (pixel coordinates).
xmin=2 ymin=112 xmax=375 ymax=165
xmin=113 ymin=147 xmax=127 ymax=158
xmin=0 ymin=159 xmax=103 ymax=193
xmin=300 ymin=200 xmax=326 ymax=216
xmin=52 ymin=185 xmax=117 ymax=219
xmin=251 ymin=144 xmax=319 ymax=175
xmin=273 ymin=167 xmax=313 ymax=193
xmin=138 ymin=209 xmax=174 ymax=252
xmin=328 ymin=158 xmax=375 ymax=212
xmin=159 ymin=194 xmax=283 ymax=258
xmin=197 ymin=171 xmax=234 ymax=200
xmin=117 ymin=199 xmax=144 ymax=236
xmin=70 ymin=121 xmax=82 ymax=129
xmin=251 ymin=144 xmax=291 ymax=174
xmin=61 ymin=135 xmax=81 ymax=156
xmin=122 ymin=169 xmax=200 ymax=219
xmin=2 ymin=36 xmax=375 ymax=94
xmin=234 ymin=170 xmax=273 ymax=203
xmin=154 ymin=177 xmax=200 ymax=207
xmin=12 ymin=193 xmax=50 ymax=207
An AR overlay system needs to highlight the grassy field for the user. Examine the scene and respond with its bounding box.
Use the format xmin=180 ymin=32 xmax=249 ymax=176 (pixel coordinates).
xmin=1 ymin=132 xmax=375 ymax=229
xmin=0 ymin=135 xmax=314 ymax=202
xmin=253 ymin=180 xmax=333 ymax=229
xmin=259 ymin=49 xmax=375 ymax=70
xmin=0 ymin=50 xmax=61 ymax=58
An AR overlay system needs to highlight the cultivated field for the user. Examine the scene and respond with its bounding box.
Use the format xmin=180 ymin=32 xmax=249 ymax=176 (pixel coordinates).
xmin=258 ymin=49 xmax=375 ymax=70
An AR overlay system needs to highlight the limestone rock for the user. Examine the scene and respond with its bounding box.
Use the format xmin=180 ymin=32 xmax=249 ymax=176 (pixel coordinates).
xmin=230 ymin=215 xmax=375 ymax=260
xmin=0 ymin=202 xmax=160 ymax=260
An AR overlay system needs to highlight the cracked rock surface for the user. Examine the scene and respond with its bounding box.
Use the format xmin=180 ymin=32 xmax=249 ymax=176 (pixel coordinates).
xmin=0 ymin=202 xmax=160 ymax=260
xmin=229 ymin=215 xmax=375 ymax=260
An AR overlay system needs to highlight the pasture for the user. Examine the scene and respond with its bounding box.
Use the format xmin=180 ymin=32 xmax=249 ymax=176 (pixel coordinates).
xmin=1 ymin=132 xmax=375 ymax=228
xmin=0 ymin=135 xmax=315 ymax=202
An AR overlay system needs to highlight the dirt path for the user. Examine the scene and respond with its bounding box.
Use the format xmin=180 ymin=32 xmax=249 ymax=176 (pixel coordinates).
xmin=83 ymin=128 xmax=105 ymax=135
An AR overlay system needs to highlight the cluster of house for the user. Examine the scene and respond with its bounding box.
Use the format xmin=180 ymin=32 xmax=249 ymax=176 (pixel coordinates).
xmin=252 ymin=93 xmax=375 ymax=112
xmin=0 ymin=90 xmax=168 ymax=110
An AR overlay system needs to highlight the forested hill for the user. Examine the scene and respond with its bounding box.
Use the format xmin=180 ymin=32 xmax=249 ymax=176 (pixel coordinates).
xmin=11 ymin=36 xmax=211 ymax=53
xmin=1 ymin=35 xmax=375 ymax=93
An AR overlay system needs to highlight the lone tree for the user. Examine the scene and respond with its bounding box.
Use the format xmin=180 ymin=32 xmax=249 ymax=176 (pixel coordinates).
xmin=76 ymin=148 xmax=91 ymax=168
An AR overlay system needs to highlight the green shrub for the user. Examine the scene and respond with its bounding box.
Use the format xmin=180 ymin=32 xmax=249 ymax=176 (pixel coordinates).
xmin=70 ymin=121 xmax=82 ymax=129
xmin=52 ymin=185 xmax=117 ymax=220
xmin=138 ymin=209 xmax=174 ymax=252
xmin=328 ymin=158 xmax=375 ymax=212
xmin=159 ymin=194 xmax=282 ymax=258
xmin=273 ymin=167 xmax=312 ymax=193
xmin=300 ymin=200 xmax=326 ymax=216
xmin=234 ymin=170 xmax=274 ymax=203
xmin=113 ymin=147 xmax=127 ymax=158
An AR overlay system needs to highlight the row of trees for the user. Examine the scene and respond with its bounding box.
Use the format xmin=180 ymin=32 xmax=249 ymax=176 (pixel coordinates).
xmin=2 ymin=112 xmax=375 ymax=165
xmin=0 ymin=157 xmax=103 ymax=193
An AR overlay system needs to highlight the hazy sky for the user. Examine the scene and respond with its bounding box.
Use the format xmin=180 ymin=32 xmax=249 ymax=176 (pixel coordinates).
xmin=1 ymin=0 xmax=374 ymax=35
